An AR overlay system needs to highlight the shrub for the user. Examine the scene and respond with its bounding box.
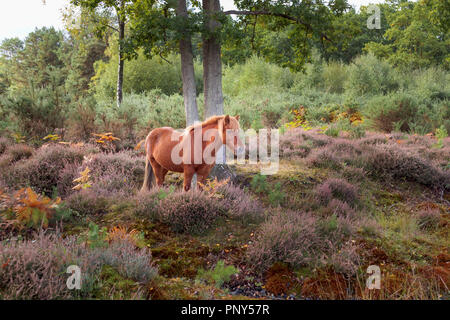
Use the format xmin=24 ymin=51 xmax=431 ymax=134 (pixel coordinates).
xmin=362 ymin=144 xmax=450 ymax=189
xmin=217 ymin=183 xmax=263 ymax=222
xmin=417 ymin=209 xmax=441 ymax=231
xmin=4 ymin=144 xmax=34 ymax=162
xmin=0 ymin=137 xmax=11 ymax=155
xmin=247 ymin=210 xmax=360 ymax=274
xmin=322 ymin=61 xmax=348 ymax=94
xmin=3 ymin=144 xmax=84 ymax=197
xmin=197 ymin=260 xmax=238 ymax=288
xmin=280 ymin=129 xmax=312 ymax=158
xmin=82 ymin=151 xmax=145 ymax=196
xmin=65 ymin=190 xmax=111 ymax=216
xmin=315 ymin=178 xmax=358 ymax=207
xmin=324 ymin=125 xmax=340 ymax=137
xmin=97 ymin=240 xmax=158 ymax=283
xmin=364 ymin=93 xmax=419 ymax=132
xmin=345 ymin=53 xmax=399 ymax=97
xmin=250 ymin=174 xmax=269 ymax=193
xmin=223 ymin=55 xmax=294 ymax=97
xmin=0 ymin=187 xmax=62 ymax=231
xmin=157 ymin=191 xmax=226 ymax=234
xmin=325 ymin=199 xmax=357 ymax=219
xmin=0 ymin=232 xmax=157 ymax=299
xmin=268 ymin=182 xmax=286 ymax=207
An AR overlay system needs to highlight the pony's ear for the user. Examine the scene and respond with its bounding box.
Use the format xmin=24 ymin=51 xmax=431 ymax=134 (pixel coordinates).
xmin=224 ymin=115 xmax=230 ymax=125
xmin=235 ymin=115 xmax=240 ymax=121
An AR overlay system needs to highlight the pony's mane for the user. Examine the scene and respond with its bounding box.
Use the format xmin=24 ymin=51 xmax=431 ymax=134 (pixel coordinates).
xmin=184 ymin=115 xmax=225 ymax=134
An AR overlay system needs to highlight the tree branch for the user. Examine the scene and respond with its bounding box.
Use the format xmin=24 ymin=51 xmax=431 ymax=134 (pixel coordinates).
xmin=223 ymin=10 xmax=332 ymax=43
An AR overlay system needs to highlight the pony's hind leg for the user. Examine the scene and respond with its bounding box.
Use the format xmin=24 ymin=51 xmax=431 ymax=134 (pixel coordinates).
xmin=150 ymin=158 xmax=167 ymax=187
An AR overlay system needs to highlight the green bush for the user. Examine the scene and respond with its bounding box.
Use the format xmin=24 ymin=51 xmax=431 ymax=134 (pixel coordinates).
xmin=223 ymin=55 xmax=295 ymax=97
xmin=96 ymin=90 xmax=187 ymax=135
xmin=196 ymin=260 xmax=238 ymax=288
xmin=322 ymin=61 xmax=348 ymax=94
xmin=93 ymin=51 xmax=203 ymax=99
xmin=345 ymin=53 xmax=399 ymax=97
xmin=363 ymin=92 xmax=448 ymax=133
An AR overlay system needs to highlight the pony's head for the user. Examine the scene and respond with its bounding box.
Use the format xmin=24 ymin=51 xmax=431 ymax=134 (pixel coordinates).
xmin=219 ymin=115 xmax=244 ymax=155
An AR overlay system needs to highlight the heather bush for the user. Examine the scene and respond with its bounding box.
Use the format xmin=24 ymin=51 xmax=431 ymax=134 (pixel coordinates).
xmin=307 ymin=139 xmax=361 ymax=170
xmin=2 ymin=144 xmax=84 ymax=197
xmin=135 ymin=184 xmax=262 ymax=228
xmin=358 ymin=133 xmax=388 ymax=145
xmin=280 ymin=129 xmax=312 ymax=158
xmin=134 ymin=188 xmax=168 ymax=219
xmin=157 ymin=190 xmax=226 ymax=234
xmin=0 ymin=137 xmax=10 ymax=155
xmin=0 ymin=233 xmax=92 ymax=299
xmin=416 ymin=209 xmax=441 ymax=231
xmin=5 ymin=144 xmax=34 ymax=162
xmin=247 ymin=210 xmax=360 ymax=274
xmin=82 ymin=151 xmax=145 ymax=196
xmin=300 ymin=129 xmax=332 ymax=147
xmin=325 ymin=199 xmax=357 ymax=219
xmin=362 ymin=144 xmax=450 ymax=189
xmin=0 ymin=143 xmax=34 ymax=170
xmin=315 ymin=178 xmax=359 ymax=208
xmin=0 ymin=232 xmax=157 ymax=299
xmin=342 ymin=167 xmax=366 ymax=182
xmin=96 ymin=240 xmax=158 ymax=283
xmin=307 ymin=147 xmax=343 ymax=170
xmin=217 ymin=183 xmax=263 ymax=222
xmin=302 ymin=131 xmax=449 ymax=191
xmin=65 ymin=190 xmax=111 ymax=216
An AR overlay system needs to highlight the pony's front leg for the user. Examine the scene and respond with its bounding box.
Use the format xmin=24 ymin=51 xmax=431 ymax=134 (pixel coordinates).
xmin=183 ymin=166 xmax=196 ymax=191
xmin=196 ymin=164 xmax=215 ymax=189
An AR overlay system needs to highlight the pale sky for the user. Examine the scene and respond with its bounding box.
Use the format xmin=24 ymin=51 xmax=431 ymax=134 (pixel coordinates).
xmin=0 ymin=0 xmax=386 ymax=42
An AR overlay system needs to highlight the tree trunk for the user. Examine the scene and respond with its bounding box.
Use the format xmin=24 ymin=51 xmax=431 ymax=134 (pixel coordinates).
xmin=177 ymin=0 xmax=199 ymax=126
xmin=117 ymin=18 xmax=125 ymax=108
xmin=202 ymin=0 xmax=224 ymax=118
xmin=202 ymin=0 xmax=234 ymax=180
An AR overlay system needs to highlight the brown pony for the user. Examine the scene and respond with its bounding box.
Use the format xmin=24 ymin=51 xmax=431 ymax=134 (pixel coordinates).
xmin=141 ymin=115 xmax=243 ymax=192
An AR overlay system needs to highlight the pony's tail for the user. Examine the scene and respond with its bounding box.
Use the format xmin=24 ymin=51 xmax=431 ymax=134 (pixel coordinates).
xmin=141 ymin=156 xmax=154 ymax=192
xmin=140 ymin=137 xmax=154 ymax=192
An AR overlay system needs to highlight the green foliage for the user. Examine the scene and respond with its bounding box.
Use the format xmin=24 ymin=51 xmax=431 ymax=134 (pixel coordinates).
xmin=432 ymin=125 xmax=448 ymax=149
xmin=250 ymin=174 xmax=268 ymax=193
xmin=345 ymin=53 xmax=399 ymax=98
xmin=364 ymin=0 xmax=449 ymax=70
xmin=93 ymin=50 xmax=203 ymax=99
xmin=197 ymin=260 xmax=238 ymax=288
xmin=88 ymin=221 xmax=108 ymax=249
xmin=363 ymin=92 xmax=446 ymax=134
xmin=325 ymin=125 xmax=340 ymax=137
xmin=268 ymin=182 xmax=286 ymax=207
